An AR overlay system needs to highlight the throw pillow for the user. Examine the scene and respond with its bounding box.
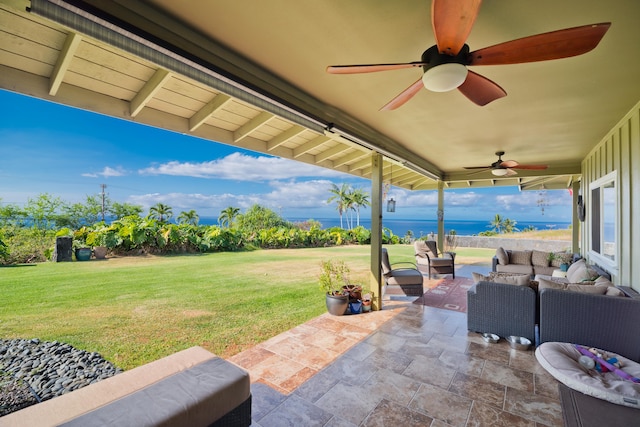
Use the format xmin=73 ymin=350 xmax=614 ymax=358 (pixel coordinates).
xmin=496 ymin=247 xmax=509 ymax=265
xmin=606 ymin=287 xmax=625 ymax=297
xmin=551 ymin=252 xmax=573 ymax=268
xmin=566 ymin=259 xmax=588 ymax=283
xmin=537 ymin=278 xmax=566 ymax=291
xmin=471 ymin=272 xmax=486 ymax=284
xmin=537 ymin=278 xmax=607 ymax=295
xmin=595 ymin=276 xmax=614 ymax=287
xmin=510 ymin=250 xmax=532 ymax=266
xmin=532 ymin=250 xmax=550 ymax=267
xmin=472 ymin=272 xmax=531 ymax=286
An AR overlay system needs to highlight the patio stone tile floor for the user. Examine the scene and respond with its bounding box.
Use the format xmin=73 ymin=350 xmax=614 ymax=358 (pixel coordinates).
xmin=229 ymin=264 xmax=563 ymax=426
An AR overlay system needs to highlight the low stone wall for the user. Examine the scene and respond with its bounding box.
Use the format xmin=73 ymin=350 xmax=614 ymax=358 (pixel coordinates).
xmin=453 ymin=236 xmax=572 ymax=253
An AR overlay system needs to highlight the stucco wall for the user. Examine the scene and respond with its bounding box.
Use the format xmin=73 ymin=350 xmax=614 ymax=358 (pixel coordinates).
xmin=582 ymin=99 xmax=640 ymax=289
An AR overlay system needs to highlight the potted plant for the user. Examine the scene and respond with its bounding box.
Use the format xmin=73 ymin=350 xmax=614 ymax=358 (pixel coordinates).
xmin=319 ymin=259 xmax=352 ymax=316
xmin=361 ymin=292 xmax=373 ymax=313
xmin=86 ymin=228 xmax=120 ymax=259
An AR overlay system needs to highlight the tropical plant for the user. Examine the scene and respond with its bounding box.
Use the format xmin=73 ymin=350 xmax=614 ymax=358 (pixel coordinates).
xmin=148 ymin=203 xmax=173 ymax=223
xmin=177 ymin=209 xmax=199 ymax=226
xmin=235 ymin=205 xmax=289 ymax=234
xmin=489 ymin=214 xmax=504 ymax=233
xmin=23 ymin=193 xmax=64 ymax=230
xmin=218 ymin=206 xmax=240 ymax=228
xmin=502 ymin=218 xmax=519 ymax=233
xmin=327 ymin=183 xmax=351 ymax=229
xmin=110 ymin=202 xmax=143 ymax=220
xmin=444 ymin=229 xmax=458 ymax=253
xmin=318 ymin=259 xmax=352 ymax=296
xmin=0 ymin=231 xmax=8 ymax=262
xmin=349 ymin=187 xmax=370 ymax=227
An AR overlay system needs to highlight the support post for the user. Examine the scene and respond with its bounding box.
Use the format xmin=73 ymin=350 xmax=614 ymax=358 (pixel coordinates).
xmin=437 ymin=180 xmax=445 ymax=252
xmin=572 ymin=181 xmax=581 ymax=254
xmin=370 ymin=152 xmax=383 ymax=310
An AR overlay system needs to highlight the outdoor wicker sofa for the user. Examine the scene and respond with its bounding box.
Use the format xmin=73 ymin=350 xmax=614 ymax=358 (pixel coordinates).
xmin=467 ymin=281 xmax=538 ymax=342
xmin=538 ymin=288 xmax=640 ymax=362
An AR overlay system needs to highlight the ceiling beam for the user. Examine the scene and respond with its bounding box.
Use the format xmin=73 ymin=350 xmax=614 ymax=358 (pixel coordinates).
xmin=293 ymin=135 xmax=330 ymax=158
xmin=348 ymin=158 xmax=372 ymax=172
xmin=49 ymin=31 xmax=82 ymax=96
xmin=332 ymin=150 xmax=368 ymax=168
xmin=189 ymin=93 xmax=231 ymax=131
xmin=315 ymin=144 xmax=349 ymax=163
xmin=130 ymin=68 xmax=171 ymax=117
xmin=234 ymin=111 xmax=274 ymax=142
xmin=266 ymin=125 xmax=306 ymax=151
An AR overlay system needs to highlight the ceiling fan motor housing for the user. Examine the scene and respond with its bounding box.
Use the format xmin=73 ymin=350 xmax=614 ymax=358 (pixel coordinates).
xmin=421 ymin=44 xmax=471 ymax=72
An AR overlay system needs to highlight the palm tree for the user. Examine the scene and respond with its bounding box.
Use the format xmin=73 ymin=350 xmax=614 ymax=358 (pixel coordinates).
xmin=218 ymin=206 xmax=240 ymax=228
xmin=503 ymin=218 xmax=519 ymax=234
xmin=349 ymin=188 xmax=370 ymax=227
xmin=148 ymin=203 xmax=173 ymax=223
xmin=327 ymin=183 xmax=351 ymax=229
xmin=177 ymin=209 xmax=199 ymax=226
xmin=489 ymin=214 xmax=504 ymax=233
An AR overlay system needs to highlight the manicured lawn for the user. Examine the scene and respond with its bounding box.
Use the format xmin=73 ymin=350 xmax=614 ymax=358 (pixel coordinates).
xmin=0 ymin=245 xmax=494 ymax=369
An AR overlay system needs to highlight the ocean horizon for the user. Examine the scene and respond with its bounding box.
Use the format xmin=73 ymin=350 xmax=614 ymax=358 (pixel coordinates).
xmin=199 ymin=216 xmax=570 ymax=237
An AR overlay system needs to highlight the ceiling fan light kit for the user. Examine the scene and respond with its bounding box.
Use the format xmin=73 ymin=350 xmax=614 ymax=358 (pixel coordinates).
xmin=422 ymin=63 xmax=468 ymax=92
xmin=491 ymin=168 xmax=509 ymax=177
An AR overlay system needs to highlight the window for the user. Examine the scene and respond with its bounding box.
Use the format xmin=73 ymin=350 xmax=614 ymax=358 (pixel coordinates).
xmin=589 ymin=171 xmax=617 ymax=269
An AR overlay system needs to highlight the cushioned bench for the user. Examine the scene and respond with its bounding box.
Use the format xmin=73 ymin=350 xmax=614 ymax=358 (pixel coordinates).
xmin=0 ymin=346 xmax=251 ymax=427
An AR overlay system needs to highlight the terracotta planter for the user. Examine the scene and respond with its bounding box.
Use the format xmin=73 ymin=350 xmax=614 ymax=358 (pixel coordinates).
xmin=93 ymin=246 xmax=107 ymax=259
xmin=325 ymin=294 xmax=349 ymax=316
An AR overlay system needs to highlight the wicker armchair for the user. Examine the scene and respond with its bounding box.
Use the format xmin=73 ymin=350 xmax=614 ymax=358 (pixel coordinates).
xmin=414 ymin=240 xmax=456 ymax=279
xmin=381 ymin=248 xmax=424 ymax=297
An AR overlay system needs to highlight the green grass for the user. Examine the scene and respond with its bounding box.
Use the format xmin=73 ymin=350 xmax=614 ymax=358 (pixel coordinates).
xmin=0 ymin=245 xmax=494 ymax=369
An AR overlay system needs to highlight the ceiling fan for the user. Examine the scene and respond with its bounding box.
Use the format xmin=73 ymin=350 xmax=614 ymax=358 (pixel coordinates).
xmin=326 ymin=0 xmax=610 ymax=110
xmin=464 ymin=151 xmax=548 ymax=176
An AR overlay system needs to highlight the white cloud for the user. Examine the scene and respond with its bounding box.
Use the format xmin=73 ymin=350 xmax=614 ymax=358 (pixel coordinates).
xmin=82 ymin=166 xmax=127 ymax=178
xmin=138 ymin=152 xmax=346 ymax=181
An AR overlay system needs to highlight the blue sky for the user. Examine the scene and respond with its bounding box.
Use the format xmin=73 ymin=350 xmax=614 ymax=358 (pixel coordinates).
xmin=0 ymin=89 xmax=572 ymax=223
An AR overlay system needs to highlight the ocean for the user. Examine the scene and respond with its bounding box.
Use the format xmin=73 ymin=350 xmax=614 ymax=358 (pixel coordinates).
xmin=200 ymin=217 xmax=570 ymax=237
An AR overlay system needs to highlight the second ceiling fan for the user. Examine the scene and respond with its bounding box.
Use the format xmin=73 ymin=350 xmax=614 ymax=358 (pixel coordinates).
xmin=464 ymin=151 xmax=548 ymax=176
xmin=326 ymin=0 xmax=610 ymax=110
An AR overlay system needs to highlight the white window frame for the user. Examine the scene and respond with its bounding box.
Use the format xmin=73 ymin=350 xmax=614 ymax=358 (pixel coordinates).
xmin=588 ymin=170 xmax=618 ymax=272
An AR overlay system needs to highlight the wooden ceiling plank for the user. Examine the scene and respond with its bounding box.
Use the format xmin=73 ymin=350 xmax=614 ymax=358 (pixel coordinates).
xmin=348 ymin=158 xmax=372 ymax=172
xmin=189 ymin=93 xmax=231 ymax=131
xmin=130 ymin=68 xmax=171 ymax=117
xmin=293 ymin=136 xmax=330 ymax=158
xmin=233 ymin=111 xmax=274 ymax=142
xmin=266 ymin=125 xmax=306 ymax=151
xmin=315 ymin=144 xmax=349 ymax=163
xmin=49 ymin=32 xmax=82 ymax=96
xmin=332 ymin=150 xmax=368 ymax=168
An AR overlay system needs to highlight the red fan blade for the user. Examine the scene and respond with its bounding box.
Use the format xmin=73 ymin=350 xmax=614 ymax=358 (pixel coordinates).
xmin=511 ymin=164 xmax=548 ymax=170
xmin=505 ymin=168 xmax=518 ymax=177
xmin=431 ymin=0 xmax=482 ymax=56
xmin=326 ymin=62 xmax=427 ymax=74
xmin=469 ymin=23 xmax=611 ymax=66
xmin=380 ymin=78 xmax=425 ymax=111
xmin=457 ymin=70 xmax=506 ymax=106
xmin=500 ymin=160 xmax=519 ymax=168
